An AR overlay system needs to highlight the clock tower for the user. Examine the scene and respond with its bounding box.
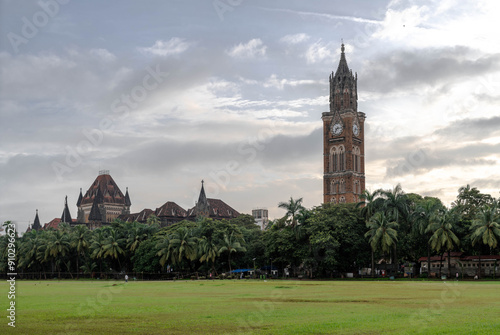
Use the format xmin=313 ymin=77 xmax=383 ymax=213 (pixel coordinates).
xmin=322 ymin=43 xmax=365 ymax=204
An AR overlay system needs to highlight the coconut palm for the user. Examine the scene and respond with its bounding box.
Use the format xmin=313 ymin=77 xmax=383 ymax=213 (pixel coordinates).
xmin=156 ymin=235 xmax=175 ymax=268
xmin=102 ymin=229 xmax=126 ymax=271
xmin=428 ymin=210 xmax=460 ymax=278
xmin=199 ymin=236 xmax=220 ymax=275
xmin=218 ymin=232 xmax=246 ymax=273
xmin=90 ymin=229 xmax=107 ymax=276
xmin=127 ymin=222 xmax=148 ymax=252
xmin=411 ymin=199 xmax=444 ymax=275
xmin=380 ymin=184 xmax=408 ymax=223
xmin=357 ymin=189 xmax=383 ymax=277
xmin=470 ymin=201 xmax=500 ymax=278
xmin=278 ymin=197 xmax=305 ymax=228
xmin=71 ymin=225 xmax=90 ymax=279
xmin=169 ymin=226 xmax=198 ymax=265
xmin=44 ymin=230 xmax=71 ymax=278
xmin=365 ymin=212 xmax=399 ymax=275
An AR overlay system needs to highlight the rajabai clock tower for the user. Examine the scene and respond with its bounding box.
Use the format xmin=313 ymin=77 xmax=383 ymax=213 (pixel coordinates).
xmin=322 ymin=43 xmax=365 ymax=204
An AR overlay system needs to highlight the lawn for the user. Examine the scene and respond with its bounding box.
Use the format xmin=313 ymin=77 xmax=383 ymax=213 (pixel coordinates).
xmin=1 ymin=279 xmax=499 ymax=334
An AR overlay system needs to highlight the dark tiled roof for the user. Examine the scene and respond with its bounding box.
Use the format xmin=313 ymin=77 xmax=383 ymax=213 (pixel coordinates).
xmin=80 ymin=174 xmax=126 ymax=206
xmin=155 ymin=201 xmax=187 ymax=218
xmin=189 ymin=198 xmax=239 ymax=219
xmin=88 ymin=199 xmax=102 ymax=221
xmin=119 ymin=209 xmax=154 ymax=222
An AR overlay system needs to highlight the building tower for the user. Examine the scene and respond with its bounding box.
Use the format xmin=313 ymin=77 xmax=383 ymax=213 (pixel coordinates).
xmin=77 ymin=170 xmax=131 ymax=225
xmin=322 ymin=43 xmax=365 ymax=204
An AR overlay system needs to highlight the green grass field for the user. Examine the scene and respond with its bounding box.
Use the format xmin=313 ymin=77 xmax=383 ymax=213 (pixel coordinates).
xmin=1 ymin=279 xmax=499 ymax=334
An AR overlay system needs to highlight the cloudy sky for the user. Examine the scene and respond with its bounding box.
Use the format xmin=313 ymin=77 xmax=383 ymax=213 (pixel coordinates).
xmin=1 ymin=0 xmax=500 ymax=232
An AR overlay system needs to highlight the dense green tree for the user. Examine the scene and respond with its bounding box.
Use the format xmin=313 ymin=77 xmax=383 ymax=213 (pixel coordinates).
xmin=470 ymin=201 xmax=500 ymax=278
xmin=428 ymin=209 xmax=460 ymax=277
xmin=219 ymin=232 xmax=246 ymax=273
xmin=44 ymin=230 xmax=70 ymax=278
xmin=365 ymin=212 xmax=399 ymax=274
xmin=278 ymin=197 xmax=305 ymax=228
xmin=71 ymin=225 xmax=90 ymax=279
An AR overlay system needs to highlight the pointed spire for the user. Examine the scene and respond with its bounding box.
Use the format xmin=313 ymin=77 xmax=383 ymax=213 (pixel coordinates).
xmin=76 ymin=188 xmax=83 ymax=207
xmin=88 ymin=197 xmax=102 ymax=222
xmin=336 ymin=42 xmax=350 ymax=76
xmin=124 ymin=187 xmax=131 ymax=206
xmin=32 ymin=209 xmax=42 ymax=231
xmin=61 ymin=195 xmax=73 ymax=223
xmin=198 ymin=180 xmax=207 ymax=206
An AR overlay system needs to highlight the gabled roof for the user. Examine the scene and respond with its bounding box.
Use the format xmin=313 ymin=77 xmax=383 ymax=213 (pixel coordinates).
xmin=80 ymin=173 xmax=127 ymax=206
xmin=188 ymin=198 xmax=240 ymax=219
xmin=155 ymin=201 xmax=187 ymax=218
xmin=45 ymin=218 xmax=61 ymax=230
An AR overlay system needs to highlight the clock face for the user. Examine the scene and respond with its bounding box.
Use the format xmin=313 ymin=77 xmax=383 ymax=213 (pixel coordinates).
xmin=331 ymin=123 xmax=343 ymax=135
xmin=353 ymin=124 xmax=360 ymax=136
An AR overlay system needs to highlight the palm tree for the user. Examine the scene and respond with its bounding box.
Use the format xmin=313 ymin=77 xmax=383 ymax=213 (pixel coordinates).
xmin=364 ymin=212 xmax=399 ymax=275
xmin=411 ymin=199 xmax=443 ymax=276
xmin=44 ymin=230 xmax=71 ymax=278
xmin=428 ymin=210 xmax=460 ymax=278
xmin=102 ymin=229 xmax=126 ymax=271
xmin=71 ymin=225 xmax=90 ymax=279
xmin=357 ymin=189 xmax=383 ymax=277
xmin=156 ymin=235 xmax=175 ymax=268
xmin=90 ymin=229 xmax=107 ymax=276
xmin=218 ymin=232 xmax=246 ymax=273
xmin=380 ymin=184 xmax=408 ymax=223
xmin=127 ymin=222 xmax=148 ymax=253
xmin=278 ymin=197 xmax=305 ymax=228
xmin=199 ymin=236 xmax=220 ymax=275
xmin=470 ymin=201 xmax=500 ymax=279
xmin=169 ymin=227 xmax=198 ymax=271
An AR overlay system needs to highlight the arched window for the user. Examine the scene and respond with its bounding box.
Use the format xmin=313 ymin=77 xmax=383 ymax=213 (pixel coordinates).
xmin=339 ymin=145 xmax=345 ymax=171
xmin=353 ymin=146 xmax=361 ymax=172
xmin=331 ymin=180 xmax=338 ymax=194
xmin=330 ymin=146 xmax=338 ymax=172
xmin=331 ymin=197 xmax=337 ymax=204
xmin=340 ymin=179 xmax=345 ymax=193
xmin=340 ymin=196 xmax=346 ymax=204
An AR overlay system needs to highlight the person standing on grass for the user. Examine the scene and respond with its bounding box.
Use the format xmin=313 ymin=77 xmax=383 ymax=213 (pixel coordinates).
xmin=125 ymin=274 xmax=128 ymax=283
xmin=456 ymin=272 xmax=459 ymax=281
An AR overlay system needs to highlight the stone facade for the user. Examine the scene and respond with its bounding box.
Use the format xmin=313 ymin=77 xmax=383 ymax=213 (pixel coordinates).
xmin=322 ymin=44 xmax=366 ymax=204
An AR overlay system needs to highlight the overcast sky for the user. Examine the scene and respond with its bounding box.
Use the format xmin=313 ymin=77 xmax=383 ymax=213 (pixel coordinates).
xmin=1 ymin=0 xmax=500 ymax=232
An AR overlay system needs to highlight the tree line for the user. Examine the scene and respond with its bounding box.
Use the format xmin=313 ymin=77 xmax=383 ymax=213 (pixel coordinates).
xmin=1 ymin=184 xmax=499 ymax=279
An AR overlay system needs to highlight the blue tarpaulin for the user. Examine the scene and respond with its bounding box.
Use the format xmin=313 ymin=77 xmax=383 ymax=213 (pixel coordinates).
xmin=230 ymin=269 xmax=253 ymax=273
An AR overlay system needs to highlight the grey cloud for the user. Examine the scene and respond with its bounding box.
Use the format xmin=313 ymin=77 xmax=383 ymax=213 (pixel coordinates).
xmin=434 ymin=115 xmax=500 ymax=141
xmin=360 ymin=47 xmax=500 ymax=94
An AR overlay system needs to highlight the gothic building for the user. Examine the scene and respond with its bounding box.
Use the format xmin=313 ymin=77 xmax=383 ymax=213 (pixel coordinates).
xmin=76 ymin=170 xmax=131 ymax=226
xmin=323 ymin=43 xmax=366 ymax=204
xmin=120 ymin=180 xmax=240 ymax=226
